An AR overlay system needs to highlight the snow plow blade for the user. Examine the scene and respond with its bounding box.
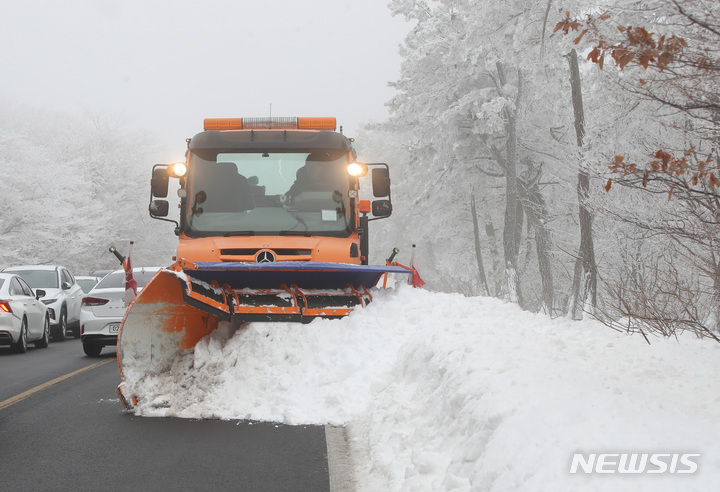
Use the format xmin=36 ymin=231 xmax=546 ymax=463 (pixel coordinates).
xmin=116 ymin=260 xmax=410 ymax=407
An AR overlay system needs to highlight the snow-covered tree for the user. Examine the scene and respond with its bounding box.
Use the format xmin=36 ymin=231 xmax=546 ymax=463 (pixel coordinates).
xmin=0 ymin=100 xmax=177 ymax=274
xmin=365 ymin=0 xmax=592 ymax=312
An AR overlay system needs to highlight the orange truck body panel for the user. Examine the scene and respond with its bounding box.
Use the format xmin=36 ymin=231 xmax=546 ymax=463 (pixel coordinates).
xmin=176 ymin=231 xmax=361 ymax=265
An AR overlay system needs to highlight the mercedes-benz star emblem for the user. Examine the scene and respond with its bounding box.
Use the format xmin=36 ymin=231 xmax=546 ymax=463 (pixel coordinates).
xmin=256 ymin=250 xmax=275 ymax=263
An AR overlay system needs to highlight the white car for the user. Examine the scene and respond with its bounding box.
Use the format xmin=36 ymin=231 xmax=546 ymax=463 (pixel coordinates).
xmin=2 ymin=265 xmax=84 ymax=341
xmin=80 ymin=267 xmax=161 ymax=357
xmin=0 ymin=273 xmax=50 ymax=353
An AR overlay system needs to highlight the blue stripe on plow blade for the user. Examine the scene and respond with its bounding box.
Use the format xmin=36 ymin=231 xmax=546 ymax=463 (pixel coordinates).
xmin=181 ymin=262 xmax=411 ymax=290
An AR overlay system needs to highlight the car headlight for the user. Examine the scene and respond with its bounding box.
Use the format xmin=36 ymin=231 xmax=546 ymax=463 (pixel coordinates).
xmin=41 ymin=298 xmax=58 ymax=305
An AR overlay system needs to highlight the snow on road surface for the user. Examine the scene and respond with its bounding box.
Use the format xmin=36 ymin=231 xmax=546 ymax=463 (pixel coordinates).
xmin=128 ymin=285 xmax=720 ymax=491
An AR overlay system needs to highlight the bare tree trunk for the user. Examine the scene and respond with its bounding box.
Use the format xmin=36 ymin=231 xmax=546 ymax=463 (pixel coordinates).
xmin=711 ymin=244 xmax=720 ymax=331
xmin=520 ymin=174 xmax=555 ymax=314
xmin=471 ymin=196 xmax=491 ymax=296
xmin=540 ymin=0 xmax=554 ymax=55
xmin=495 ymin=61 xmax=525 ymax=308
xmin=566 ymin=49 xmax=597 ymax=319
xmin=484 ymin=212 xmax=503 ymax=297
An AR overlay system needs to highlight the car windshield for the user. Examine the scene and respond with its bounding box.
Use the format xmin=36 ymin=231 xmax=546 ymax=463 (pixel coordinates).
xmin=94 ymin=270 xmax=159 ymax=290
xmin=183 ymin=151 xmax=352 ymax=237
xmin=5 ymin=269 xmax=58 ymax=288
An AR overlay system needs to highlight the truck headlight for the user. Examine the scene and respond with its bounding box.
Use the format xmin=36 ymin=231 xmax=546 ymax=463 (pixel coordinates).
xmin=168 ymin=162 xmax=187 ymax=178
xmin=347 ymin=162 xmax=368 ymax=177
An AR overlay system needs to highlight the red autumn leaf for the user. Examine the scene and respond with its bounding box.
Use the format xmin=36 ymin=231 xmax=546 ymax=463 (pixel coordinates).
xmin=654 ymin=150 xmax=671 ymax=164
xmin=605 ymin=179 xmax=612 ymax=192
xmin=657 ymin=51 xmax=674 ymax=69
xmin=618 ymin=53 xmax=636 ymax=70
xmin=573 ymin=29 xmax=588 ymax=45
xmin=710 ymin=173 xmax=720 ymax=188
xmin=554 ymin=19 xmax=582 ymax=34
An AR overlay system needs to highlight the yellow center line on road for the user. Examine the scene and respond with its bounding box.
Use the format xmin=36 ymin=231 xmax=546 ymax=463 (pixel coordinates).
xmin=0 ymin=358 xmax=115 ymax=412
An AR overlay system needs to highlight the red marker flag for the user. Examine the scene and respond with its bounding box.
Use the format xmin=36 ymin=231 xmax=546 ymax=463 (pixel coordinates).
xmin=409 ymin=244 xmax=425 ymax=288
xmin=110 ymin=242 xmax=138 ymax=308
xmin=123 ymin=242 xmax=137 ymax=307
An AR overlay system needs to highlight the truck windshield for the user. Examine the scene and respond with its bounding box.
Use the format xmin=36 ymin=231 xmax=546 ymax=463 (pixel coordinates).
xmin=183 ymin=151 xmax=352 ymax=237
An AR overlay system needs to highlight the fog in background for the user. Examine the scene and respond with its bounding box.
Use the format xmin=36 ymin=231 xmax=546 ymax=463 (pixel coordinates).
xmin=1 ymin=0 xmax=409 ymax=157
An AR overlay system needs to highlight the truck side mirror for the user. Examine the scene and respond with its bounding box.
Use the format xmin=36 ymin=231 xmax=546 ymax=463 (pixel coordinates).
xmin=372 ymin=199 xmax=392 ymax=218
xmin=150 ymin=200 xmax=169 ymax=217
xmin=372 ymin=168 xmax=391 ymax=197
xmin=151 ymin=166 xmax=169 ymax=198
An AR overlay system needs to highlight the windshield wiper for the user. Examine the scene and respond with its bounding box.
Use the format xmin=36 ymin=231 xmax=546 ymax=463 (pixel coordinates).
xmin=223 ymin=231 xmax=256 ymax=236
xmin=279 ymin=230 xmax=312 ymax=236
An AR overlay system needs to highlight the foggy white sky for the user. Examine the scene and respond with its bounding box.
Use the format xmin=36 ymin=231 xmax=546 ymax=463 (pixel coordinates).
xmin=1 ymin=0 xmax=410 ymax=156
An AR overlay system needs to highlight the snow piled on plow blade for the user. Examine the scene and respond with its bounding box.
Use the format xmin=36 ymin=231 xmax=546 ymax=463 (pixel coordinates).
xmin=126 ymin=285 xmax=411 ymax=423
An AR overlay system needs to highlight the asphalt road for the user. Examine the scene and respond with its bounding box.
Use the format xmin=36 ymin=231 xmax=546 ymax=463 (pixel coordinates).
xmin=0 ymin=339 xmax=332 ymax=492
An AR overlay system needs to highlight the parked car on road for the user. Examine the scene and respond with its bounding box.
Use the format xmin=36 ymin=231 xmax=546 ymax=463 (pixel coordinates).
xmin=2 ymin=265 xmax=84 ymax=341
xmin=80 ymin=267 xmax=161 ymax=356
xmin=76 ymin=276 xmax=102 ymax=294
xmin=0 ymin=273 xmax=50 ymax=353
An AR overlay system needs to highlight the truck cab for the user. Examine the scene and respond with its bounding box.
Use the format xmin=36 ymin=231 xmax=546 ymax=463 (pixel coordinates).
xmin=150 ymin=117 xmax=392 ymax=265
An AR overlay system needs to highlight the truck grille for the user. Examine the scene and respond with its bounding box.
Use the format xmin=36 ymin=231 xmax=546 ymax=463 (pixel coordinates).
xmin=220 ymin=249 xmax=312 ymax=256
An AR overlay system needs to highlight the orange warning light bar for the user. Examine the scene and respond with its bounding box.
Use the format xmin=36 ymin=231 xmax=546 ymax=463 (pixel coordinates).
xmin=203 ymin=117 xmax=336 ymax=131
xmin=204 ymin=118 xmax=244 ymax=130
xmin=297 ymin=117 xmax=337 ymax=131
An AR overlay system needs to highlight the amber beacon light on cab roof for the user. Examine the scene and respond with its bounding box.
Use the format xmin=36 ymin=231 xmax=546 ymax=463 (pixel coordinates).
xmin=115 ymin=116 xmax=413 ymax=409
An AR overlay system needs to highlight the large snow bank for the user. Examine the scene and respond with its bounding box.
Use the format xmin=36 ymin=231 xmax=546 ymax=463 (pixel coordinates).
xmin=129 ymin=285 xmax=720 ymax=491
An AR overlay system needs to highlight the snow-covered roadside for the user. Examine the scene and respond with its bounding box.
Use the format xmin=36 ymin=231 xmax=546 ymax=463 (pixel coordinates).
xmin=129 ymin=285 xmax=720 ymax=491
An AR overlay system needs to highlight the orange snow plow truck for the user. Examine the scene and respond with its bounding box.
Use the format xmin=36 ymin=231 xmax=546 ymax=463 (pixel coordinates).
xmin=116 ymin=117 xmax=411 ymax=408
